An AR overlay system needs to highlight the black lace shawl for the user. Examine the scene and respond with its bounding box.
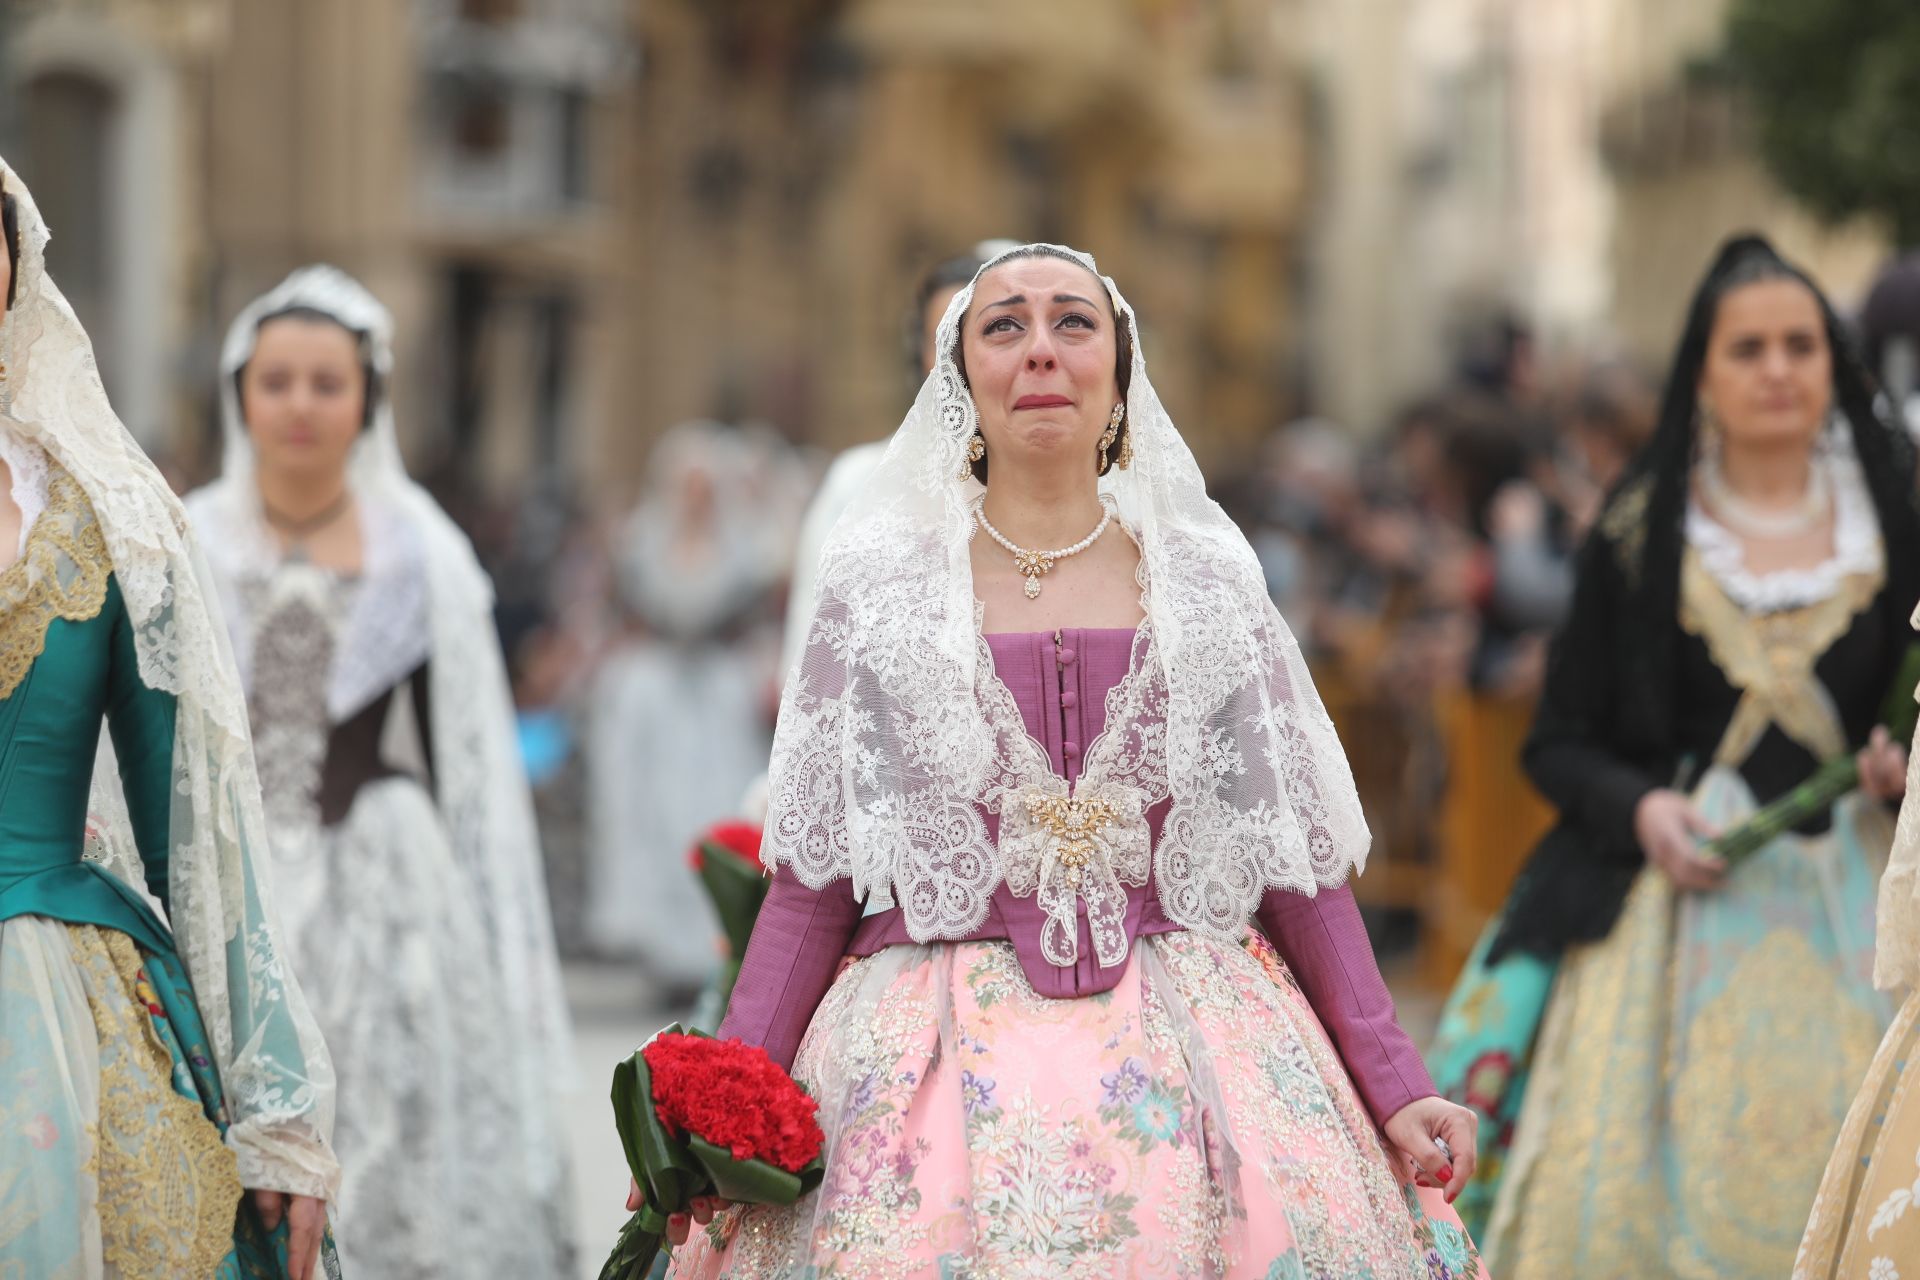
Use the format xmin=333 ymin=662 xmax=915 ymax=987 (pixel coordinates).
xmin=1488 ymin=234 xmax=1920 ymax=963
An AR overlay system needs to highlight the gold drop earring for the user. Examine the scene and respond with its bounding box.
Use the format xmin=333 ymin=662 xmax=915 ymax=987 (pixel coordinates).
xmin=1097 ymin=403 xmax=1123 ymax=475
xmin=958 ymin=431 xmax=985 ymax=480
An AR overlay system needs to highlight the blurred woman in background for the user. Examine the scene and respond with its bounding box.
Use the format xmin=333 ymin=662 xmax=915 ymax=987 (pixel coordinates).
xmin=188 ymin=266 xmax=575 ymax=1278
xmin=1475 ymin=234 xmax=1920 ymax=1277
xmin=585 ymin=421 xmax=784 ymax=988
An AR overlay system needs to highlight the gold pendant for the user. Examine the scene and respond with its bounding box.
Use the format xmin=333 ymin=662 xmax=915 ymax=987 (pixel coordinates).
xmin=1015 ymin=550 xmax=1053 ymax=599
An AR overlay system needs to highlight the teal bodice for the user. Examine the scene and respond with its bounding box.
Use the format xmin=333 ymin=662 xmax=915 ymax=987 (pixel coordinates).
xmin=0 ymin=472 xmax=179 ymax=955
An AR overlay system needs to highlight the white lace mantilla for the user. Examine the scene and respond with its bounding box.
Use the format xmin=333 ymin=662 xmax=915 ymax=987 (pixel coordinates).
xmin=767 ymin=244 xmax=1370 ymax=965
xmin=185 ymin=264 xmax=576 ymax=1231
xmin=1687 ymin=449 xmax=1882 ymax=613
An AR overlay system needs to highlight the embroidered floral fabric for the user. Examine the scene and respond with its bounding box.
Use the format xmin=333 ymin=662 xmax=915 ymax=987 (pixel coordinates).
xmin=1796 ymin=992 xmax=1920 ymax=1279
xmin=0 ymin=465 xmax=109 ymax=701
xmin=671 ymin=931 xmax=1478 ymax=1280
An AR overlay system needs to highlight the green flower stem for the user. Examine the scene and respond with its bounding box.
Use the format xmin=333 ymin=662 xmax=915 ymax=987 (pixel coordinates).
xmin=1707 ymin=643 xmax=1920 ymax=865
xmin=1708 ymin=756 xmax=1859 ymax=863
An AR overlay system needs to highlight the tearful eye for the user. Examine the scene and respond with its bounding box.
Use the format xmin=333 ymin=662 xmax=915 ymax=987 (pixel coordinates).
xmin=984 ymin=317 xmax=1021 ymax=336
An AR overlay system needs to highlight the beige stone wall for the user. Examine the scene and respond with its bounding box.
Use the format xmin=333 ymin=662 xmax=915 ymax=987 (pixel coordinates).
xmin=611 ymin=0 xmax=1314 ymax=490
xmin=7 ymin=0 xmax=1317 ymax=501
xmin=1597 ymin=0 xmax=1889 ymax=366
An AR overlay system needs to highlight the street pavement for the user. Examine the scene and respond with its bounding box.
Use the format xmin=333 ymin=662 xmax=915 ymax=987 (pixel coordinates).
xmin=563 ymin=960 xmax=689 ymax=1279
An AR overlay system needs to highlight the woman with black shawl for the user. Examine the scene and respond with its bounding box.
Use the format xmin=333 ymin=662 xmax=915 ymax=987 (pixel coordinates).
xmin=1430 ymin=234 xmax=1920 ymax=1277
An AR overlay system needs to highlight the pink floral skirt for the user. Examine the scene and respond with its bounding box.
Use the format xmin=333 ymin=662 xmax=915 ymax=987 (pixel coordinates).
xmin=669 ymin=931 xmax=1482 ymax=1279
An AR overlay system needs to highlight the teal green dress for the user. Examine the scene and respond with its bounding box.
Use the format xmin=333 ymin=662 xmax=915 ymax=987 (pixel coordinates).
xmin=0 ymin=468 xmax=336 ymax=1277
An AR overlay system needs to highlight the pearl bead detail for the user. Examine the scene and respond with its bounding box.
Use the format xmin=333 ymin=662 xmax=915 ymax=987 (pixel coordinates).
xmin=973 ymin=496 xmax=1115 ymax=600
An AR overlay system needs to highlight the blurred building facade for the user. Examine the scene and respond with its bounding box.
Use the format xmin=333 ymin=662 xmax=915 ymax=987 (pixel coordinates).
xmin=1306 ymin=0 xmax=1891 ymax=437
xmin=1307 ymin=0 xmax=1621 ymax=436
xmin=2 ymin=0 xmax=639 ymax=502
xmin=1 ymin=0 xmax=1894 ymax=498
xmin=1597 ymin=0 xmax=1887 ymax=365
xmin=615 ymin=0 xmax=1317 ymax=481
xmin=1 ymin=0 xmax=1317 ymax=502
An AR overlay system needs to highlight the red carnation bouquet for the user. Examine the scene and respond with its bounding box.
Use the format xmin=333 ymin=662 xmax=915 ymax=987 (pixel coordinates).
xmin=600 ymin=1025 xmax=824 ymax=1279
xmin=687 ymin=820 xmax=770 ymax=1008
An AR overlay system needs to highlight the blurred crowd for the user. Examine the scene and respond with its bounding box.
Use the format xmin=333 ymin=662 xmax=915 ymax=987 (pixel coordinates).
xmin=1222 ymin=340 xmax=1657 ymax=922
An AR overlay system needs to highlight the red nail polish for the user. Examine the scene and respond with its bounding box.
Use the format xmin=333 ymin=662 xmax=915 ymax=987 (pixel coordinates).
xmin=1437 ymin=1165 xmax=1454 ymax=1183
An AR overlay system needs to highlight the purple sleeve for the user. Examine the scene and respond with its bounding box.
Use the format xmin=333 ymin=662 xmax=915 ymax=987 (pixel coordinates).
xmin=716 ymin=866 xmax=864 ymax=1070
xmin=1255 ymin=883 xmax=1437 ymax=1128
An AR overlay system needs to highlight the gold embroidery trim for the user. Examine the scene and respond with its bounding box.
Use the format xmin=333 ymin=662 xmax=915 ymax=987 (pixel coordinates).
xmin=0 ymin=467 xmax=111 ymax=700
xmin=1667 ymin=928 xmax=1882 ymax=1277
xmin=71 ymin=923 xmax=240 ymax=1279
xmin=1678 ymin=548 xmax=1880 ymax=769
xmin=1599 ymin=474 xmax=1654 ymax=586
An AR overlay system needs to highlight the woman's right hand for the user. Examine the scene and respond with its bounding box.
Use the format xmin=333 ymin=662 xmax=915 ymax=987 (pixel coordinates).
xmin=249 ymin=1190 xmax=327 ymax=1280
xmin=626 ymin=1177 xmax=728 ymax=1246
xmin=1634 ymin=787 xmax=1725 ymax=892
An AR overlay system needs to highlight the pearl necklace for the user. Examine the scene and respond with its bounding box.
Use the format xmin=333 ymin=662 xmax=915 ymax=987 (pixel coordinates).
xmin=974 ymin=496 xmax=1115 ymax=599
xmin=1697 ymin=452 xmax=1831 ymax=539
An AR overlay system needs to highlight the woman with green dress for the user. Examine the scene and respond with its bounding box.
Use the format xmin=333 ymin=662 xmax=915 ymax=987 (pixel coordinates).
xmin=0 ymin=159 xmax=342 ymax=1277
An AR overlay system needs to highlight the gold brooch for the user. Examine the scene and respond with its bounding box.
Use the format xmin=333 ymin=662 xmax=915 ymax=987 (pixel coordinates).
xmin=1024 ymin=792 xmax=1120 ymax=887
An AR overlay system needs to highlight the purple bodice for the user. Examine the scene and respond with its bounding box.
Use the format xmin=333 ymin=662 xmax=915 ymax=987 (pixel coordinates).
xmin=720 ymin=628 xmax=1437 ymax=1126
xmin=844 ymin=629 xmax=1179 ymax=990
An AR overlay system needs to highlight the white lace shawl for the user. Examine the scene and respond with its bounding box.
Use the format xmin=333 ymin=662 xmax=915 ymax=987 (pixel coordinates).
xmin=0 ymin=158 xmax=340 ymax=1198
xmin=184 ymin=265 xmax=576 ymax=1198
xmin=766 ymin=244 xmax=1370 ymax=966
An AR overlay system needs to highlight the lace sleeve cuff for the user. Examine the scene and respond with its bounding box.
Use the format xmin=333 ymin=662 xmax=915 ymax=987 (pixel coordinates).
xmin=228 ymin=1118 xmax=343 ymax=1202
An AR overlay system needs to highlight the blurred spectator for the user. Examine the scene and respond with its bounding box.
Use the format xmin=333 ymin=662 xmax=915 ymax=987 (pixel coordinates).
xmin=1860 ymin=253 xmax=1920 ymax=437
xmin=1228 ymin=354 xmax=1657 ymax=974
xmin=582 ymin=422 xmax=792 ymax=992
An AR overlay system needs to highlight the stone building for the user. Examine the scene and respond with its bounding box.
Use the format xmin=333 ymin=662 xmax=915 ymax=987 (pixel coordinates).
xmin=3 ymin=0 xmax=637 ymax=507
xmin=1304 ymin=0 xmax=1892 ymax=436
xmin=613 ymin=0 xmax=1317 ymax=483
xmin=2 ymin=0 xmax=1317 ymax=505
xmin=1597 ymin=0 xmax=1887 ymax=365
